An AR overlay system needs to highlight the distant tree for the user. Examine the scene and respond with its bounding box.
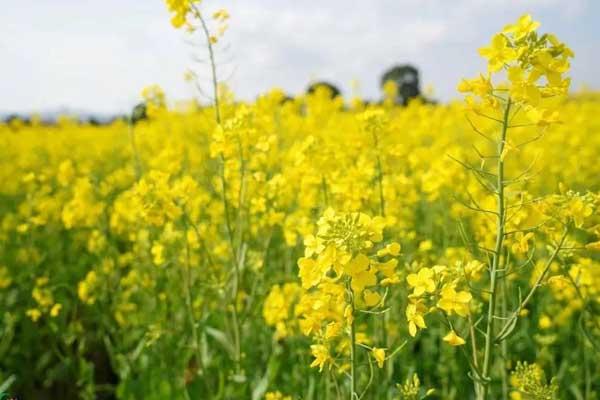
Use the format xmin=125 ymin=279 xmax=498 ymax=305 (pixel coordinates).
xmin=130 ymin=102 xmax=147 ymax=124
xmin=380 ymin=64 xmax=421 ymax=106
xmin=4 ymin=114 xmax=29 ymax=125
xmin=306 ymin=81 xmax=342 ymax=99
xmin=88 ymin=117 xmax=102 ymax=126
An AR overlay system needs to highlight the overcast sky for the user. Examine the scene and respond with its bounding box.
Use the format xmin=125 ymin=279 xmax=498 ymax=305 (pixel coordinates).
xmin=1 ymin=0 xmax=598 ymax=114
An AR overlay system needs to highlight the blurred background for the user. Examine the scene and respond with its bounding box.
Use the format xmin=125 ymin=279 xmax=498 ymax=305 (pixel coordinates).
xmin=1 ymin=0 xmax=598 ymax=118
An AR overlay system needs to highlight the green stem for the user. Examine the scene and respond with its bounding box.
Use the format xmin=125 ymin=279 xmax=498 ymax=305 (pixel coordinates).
xmin=192 ymin=4 xmax=242 ymax=376
xmin=194 ymin=6 xmax=221 ymax=124
xmin=348 ymin=282 xmax=357 ymax=400
xmin=480 ymin=98 xmax=512 ymax=399
xmin=372 ymin=131 xmax=386 ymax=218
xmin=371 ymin=129 xmax=391 ymax=394
xmin=500 ymin=280 xmax=509 ymax=400
xmin=182 ymin=212 xmax=213 ymax=398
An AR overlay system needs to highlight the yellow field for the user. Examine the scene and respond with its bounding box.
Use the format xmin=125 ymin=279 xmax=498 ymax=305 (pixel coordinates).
xmin=0 ymin=8 xmax=599 ymax=400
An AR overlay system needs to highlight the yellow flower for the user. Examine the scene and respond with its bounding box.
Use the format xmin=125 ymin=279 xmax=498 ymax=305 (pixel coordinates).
xmin=512 ymin=232 xmax=534 ymax=254
xmin=27 ymin=308 xmax=42 ymax=322
xmin=538 ymin=314 xmax=552 ymax=329
xmin=406 ymin=268 xmax=436 ymax=296
xmin=503 ymin=14 xmax=540 ymax=40
xmin=151 ymin=242 xmax=165 ymax=266
xmin=310 ymin=344 xmax=331 ymax=371
xmin=304 ymin=234 xmax=324 ymax=257
xmin=510 ymin=392 xmax=523 ymax=400
xmin=464 ymin=260 xmax=485 ymax=281
xmin=372 ymin=347 xmax=386 ymax=368
xmin=478 ymin=34 xmax=517 ymax=72
xmin=508 ymin=66 xmax=541 ymax=106
xmin=524 ymin=105 xmax=561 ymax=127
xmin=324 ymin=322 xmax=342 ymax=339
xmin=406 ymin=302 xmax=427 ymax=337
xmin=212 ymin=8 xmax=230 ymax=21
xmin=50 ymin=303 xmax=62 ymax=317
xmin=373 ymin=259 xmax=398 ymax=278
xmin=363 ymin=289 xmax=381 ymax=307
xmin=377 ymin=242 xmax=401 ymax=257
xmin=351 ymin=268 xmax=377 ymax=294
xmin=418 ymin=240 xmax=433 ymax=252
xmin=265 ymin=392 xmax=291 ymax=400
xmin=164 ymin=0 xmax=198 ymax=29
xmin=345 ymin=253 xmax=370 ymax=275
xmin=443 ymin=330 xmax=466 ymax=346
xmin=457 ymin=74 xmax=493 ymax=98
xmin=437 ymin=286 xmax=472 ymax=317
xmin=298 ymin=257 xmax=321 ymax=289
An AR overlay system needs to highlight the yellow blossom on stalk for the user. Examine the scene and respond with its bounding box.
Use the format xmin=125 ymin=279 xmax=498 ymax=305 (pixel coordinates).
xmin=265 ymin=392 xmax=291 ymax=400
xmin=263 ymin=283 xmax=301 ymax=339
xmin=325 ymin=321 xmax=342 ymax=339
xmin=346 ymin=254 xmax=377 ymax=293
xmin=310 ymin=344 xmax=331 ymax=371
xmin=503 ymin=14 xmax=540 ymax=40
xmin=297 ymin=209 xmax=395 ymax=375
xmin=538 ymin=314 xmax=552 ymax=329
xmin=512 ymin=232 xmax=534 ymax=254
xmin=407 ymin=267 xmax=436 ymax=296
xmin=372 ymin=347 xmax=386 ymax=368
xmin=508 ymin=66 xmax=541 ymax=105
xmin=50 ymin=303 xmax=62 ymax=317
xmin=457 ymin=74 xmax=493 ymax=98
xmin=141 ymin=85 xmax=166 ymax=118
xmin=78 ymin=271 xmax=98 ymax=304
xmin=363 ymin=289 xmax=381 ymax=307
xmin=297 ymin=257 xmax=322 ymax=289
xmin=443 ymin=330 xmax=466 ymax=346
xmin=163 ymin=0 xmax=199 ymax=29
xmin=212 ymin=8 xmax=229 ymax=21
xmin=461 ymin=13 xmax=573 ymax=126
xmin=463 ymin=260 xmax=485 ymax=281
xmin=151 ymin=242 xmax=165 ymax=266
xmin=304 ymin=234 xmax=324 ymax=257
xmin=478 ymin=34 xmax=517 ymax=72
xmin=26 ymin=309 xmax=42 ymax=322
xmin=406 ymin=302 xmax=427 ymax=337
xmin=57 ymin=159 xmax=75 ymax=187
xmin=437 ymin=286 xmax=472 ymax=317
xmin=377 ymin=242 xmax=401 ymax=257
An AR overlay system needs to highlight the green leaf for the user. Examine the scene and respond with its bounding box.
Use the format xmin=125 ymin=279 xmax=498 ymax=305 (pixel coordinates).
xmin=205 ymin=326 xmax=234 ymax=358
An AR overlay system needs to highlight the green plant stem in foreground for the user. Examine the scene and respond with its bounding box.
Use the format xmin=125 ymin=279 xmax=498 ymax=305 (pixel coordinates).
xmin=348 ymin=282 xmax=357 ymax=400
xmin=479 ymin=98 xmax=512 ymax=400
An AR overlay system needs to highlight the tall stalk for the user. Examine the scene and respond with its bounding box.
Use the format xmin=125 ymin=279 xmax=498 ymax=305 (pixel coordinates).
xmin=479 ymin=98 xmax=512 ymax=399
xmin=371 ymin=128 xmax=392 ymax=395
xmin=347 ymin=281 xmax=357 ymax=400
xmin=191 ymin=4 xmax=242 ymax=374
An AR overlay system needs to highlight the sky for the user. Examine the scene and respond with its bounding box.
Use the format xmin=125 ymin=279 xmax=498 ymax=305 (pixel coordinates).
xmin=1 ymin=0 xmax=598 ymax=115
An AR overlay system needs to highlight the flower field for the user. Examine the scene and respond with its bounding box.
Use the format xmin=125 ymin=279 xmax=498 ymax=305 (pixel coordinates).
xmin=1 ymin=7 xmax=599 ymax=400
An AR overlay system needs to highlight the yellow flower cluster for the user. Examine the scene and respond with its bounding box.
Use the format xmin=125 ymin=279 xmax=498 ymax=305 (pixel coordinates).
xmin=164 ymin=0 xmax=199 ymax=29
xmin=404 ymin=264 xmax=473 ymax=344
xmin=296 ymin=209 xmax=399 ymax=371
xmin=459 ymin=14 xmax=574 ymax=126
xmin=262 ymin=282 xmax=301 ymax=339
